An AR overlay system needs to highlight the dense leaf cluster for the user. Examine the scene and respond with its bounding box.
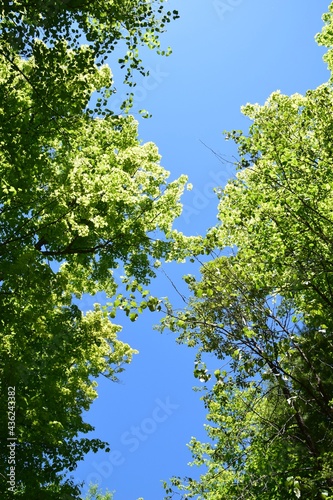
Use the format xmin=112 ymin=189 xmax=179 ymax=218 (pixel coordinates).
xmin=0 ymin=0 xmax=179 ymax=90
xmin=0 ymin=1 xmax=185 ymax=498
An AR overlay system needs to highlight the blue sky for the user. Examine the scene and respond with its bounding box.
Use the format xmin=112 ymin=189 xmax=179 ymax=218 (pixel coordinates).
xmin=74 ymin=2 xmax=330 ymax=499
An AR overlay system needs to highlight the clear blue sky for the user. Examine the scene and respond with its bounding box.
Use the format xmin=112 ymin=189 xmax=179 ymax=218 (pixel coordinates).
xmin=74 ymin=2 xmax=329 ymax=499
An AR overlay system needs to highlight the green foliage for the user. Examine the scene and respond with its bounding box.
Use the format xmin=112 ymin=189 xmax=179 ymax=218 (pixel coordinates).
xmin=0 ymin=47 xmax=188 ymax=286
xmin=0 ymin=6 xmax=189 ymax=496
xmin=0 ymin=0 xmax=179 ymax=96
xmin=84 ymin=484 xmax=114 ymax=500
xmin=316 ymin=2 xmax=333 ymax=80
xmin=162 ymin=6 xmax=333 ymax=498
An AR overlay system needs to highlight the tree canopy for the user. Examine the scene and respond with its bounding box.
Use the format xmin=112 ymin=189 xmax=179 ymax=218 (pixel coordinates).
xmin=0 ymin=0 xmax=179 ymax=92
xmin=162 ymin=4 xmax=333 ymax=499
xmin=0 ymin=1 xmax=188 ymax=498
xmin=3 ymin=1 xmax=333 ymax=499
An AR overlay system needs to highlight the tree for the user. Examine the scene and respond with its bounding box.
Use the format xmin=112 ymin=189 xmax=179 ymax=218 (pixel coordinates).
xmin=162 ymin=5 xmax=333 ymax=498
xmin=83 ymin=484 xmax=114 ymax=500
xmin=163 ymin=256 xmax=333 ymax=498
xmin=0 ymin=0 xmax=179 ymax=99
xmin=0 ymin=6 xmax=191 ymax=498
